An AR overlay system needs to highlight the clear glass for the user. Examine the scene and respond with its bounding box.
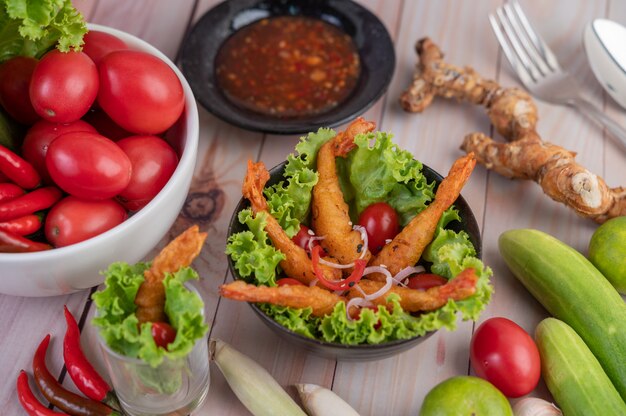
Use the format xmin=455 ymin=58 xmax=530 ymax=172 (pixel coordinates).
xmin=95 ymin=284 xmax=210 ymax=416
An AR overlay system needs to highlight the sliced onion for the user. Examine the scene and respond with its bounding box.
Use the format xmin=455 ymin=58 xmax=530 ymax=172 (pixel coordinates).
xmin=307 ymin=235 xmax=325 ymax=252
xmin=393 ymin=266 xmax=426 ymax=284
xmin=345 ymin=297 xmax=374 ymax=320
xmin=352 ymin=224 xmax=368 ymax=260
xmin=309 ymin=278 xmax=319 ymax=287
xmin=318 ymin=257 xmax=355 ymax=269
xmin=357 ymin=266 xmax=394 ymax=301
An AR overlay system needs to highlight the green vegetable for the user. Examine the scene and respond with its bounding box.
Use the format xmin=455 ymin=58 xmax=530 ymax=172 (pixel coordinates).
xmin=588 ymin=216 xmax=626 ymax=294
xmin=226 ymin=128 xmax=492 ymax=345
xmin=0 ymin=0 xmax=87 ymax=63
xmin=210 ymin=338 xmax=307 ymax=416
xmin=535 ymin=318 xmax=626 ymax=416
xmin=91 ymin=262 xmax=209 ymax=367
xmin=499 ymin=229 xmax=626 ymax=402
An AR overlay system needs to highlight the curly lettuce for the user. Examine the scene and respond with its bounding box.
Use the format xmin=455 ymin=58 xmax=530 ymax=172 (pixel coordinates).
xmin=226 ymin=128 xmax=493 ymax=344
xmin=0 ymin=0 xmax=87 ymax=63
xmin=91 ymin=262 xmax=209 ymax=368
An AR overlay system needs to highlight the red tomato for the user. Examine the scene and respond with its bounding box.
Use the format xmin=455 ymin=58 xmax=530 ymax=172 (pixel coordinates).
xmin=470 ymin=317 xmax=541 ymax=398
xmin=292 ymin=224 xmax=327 ymax=256
xmin=45 ymin=196 xmax=127 ymax=247
xmin=46 ymin=131 xmax=132 ymax=200
xmin=82 ymin=108 xmax=132 ymax=141
xmin=276 ymin=278 xmax=305 ymax=286
xmin=357 ymin=202 xmax=399 ymax=254
xmin=406 ymin=273 xmax=448 ymax=290
xmin=116 ymin=135 xmax=178 ymax=210
xmin=97 ymin=50 xmax=184 ymax=134
xmin=0 ymin=56 xmax=40 ymax=125
xmin=151 ymin=322 xmax=177 ymax=350
xmin=29 ymin=50 xmax=98 ymax=123
xmin=22 ymin=120 xmax=97 ymax=184
xmin=82 ymin=30 xmax=128 ymax=65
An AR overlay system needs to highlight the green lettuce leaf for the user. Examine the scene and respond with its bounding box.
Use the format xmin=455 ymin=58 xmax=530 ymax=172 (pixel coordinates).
xmin=91 ymin=262 xmax=209 ymax=370
xmin=0 ymin=0 xmax=87 ymax=63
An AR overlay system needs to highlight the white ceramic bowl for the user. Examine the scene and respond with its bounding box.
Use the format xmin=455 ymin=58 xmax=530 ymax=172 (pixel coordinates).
xmin=0 ymin=24 xmax=199 ymax=297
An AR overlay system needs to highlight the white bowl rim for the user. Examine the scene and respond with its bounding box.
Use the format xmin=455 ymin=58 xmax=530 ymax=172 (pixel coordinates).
xmin=0 ymin=23 xmax=199 ymax=264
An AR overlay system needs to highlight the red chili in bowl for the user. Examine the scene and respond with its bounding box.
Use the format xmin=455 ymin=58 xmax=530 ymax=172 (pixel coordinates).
xmin=215 ymin=16 xmax=361 ymax=117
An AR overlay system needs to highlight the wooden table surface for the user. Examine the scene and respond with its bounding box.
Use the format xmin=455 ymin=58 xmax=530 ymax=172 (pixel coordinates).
xmin=2 ymin=0 xmax=625 ymax=414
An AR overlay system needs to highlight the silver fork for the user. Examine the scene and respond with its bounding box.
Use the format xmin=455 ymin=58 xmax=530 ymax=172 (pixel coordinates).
xmin=489 ymin=0 xmax=626 ymax=149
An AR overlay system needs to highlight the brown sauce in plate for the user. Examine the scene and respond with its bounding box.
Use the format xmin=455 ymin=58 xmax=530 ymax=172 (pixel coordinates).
xmin=215 ymin=16 xmax=361 ymax=117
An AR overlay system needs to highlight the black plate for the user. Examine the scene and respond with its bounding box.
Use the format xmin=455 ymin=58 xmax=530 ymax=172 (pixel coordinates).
xmin=226 ymin=161 xmax=482 ymax=361
xmin=180 ymin=0 xmax=395 ymax=134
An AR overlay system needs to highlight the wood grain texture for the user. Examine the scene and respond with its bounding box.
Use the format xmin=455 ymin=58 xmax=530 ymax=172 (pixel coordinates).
xmin=1 ymin=1 xmax=625 ymax=415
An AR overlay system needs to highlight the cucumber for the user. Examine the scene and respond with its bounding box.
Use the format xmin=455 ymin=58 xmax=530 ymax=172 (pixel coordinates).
xmin=498 ymin=229 xmax=626 ymax=402
xmin=535 ymin=318 xmax=626 ymax=415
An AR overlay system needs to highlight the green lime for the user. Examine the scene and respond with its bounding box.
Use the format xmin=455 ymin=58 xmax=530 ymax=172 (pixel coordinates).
xmin=420 ymin=376 xmax=513 ymax=416
xmin=588 ymin=216 xmax=626 ymax=294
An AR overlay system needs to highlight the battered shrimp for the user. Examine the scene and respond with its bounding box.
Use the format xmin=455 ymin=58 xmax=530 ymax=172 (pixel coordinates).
xmin=367 ymin=153 xmax=476 ymax=281
xmin=243 ymin=160 xmax=341 ymax=285
xmin=135 ymin=225 xmax=207 ymax=324
xmin=312 ymin=117 xmax=376 ymax=266
xmin=348 ymin=268 xmax=478 ymax=312
xmin=220 ymin=280 xmax=344 ymax=317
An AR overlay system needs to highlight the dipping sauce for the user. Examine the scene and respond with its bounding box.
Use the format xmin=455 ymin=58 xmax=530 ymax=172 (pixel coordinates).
xmin=215 ymin=16 xmax=361 ymax=117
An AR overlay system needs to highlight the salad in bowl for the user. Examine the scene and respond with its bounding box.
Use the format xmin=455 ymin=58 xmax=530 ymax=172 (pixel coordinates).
xmin=224 ymin=118 xmax=492 ymax=358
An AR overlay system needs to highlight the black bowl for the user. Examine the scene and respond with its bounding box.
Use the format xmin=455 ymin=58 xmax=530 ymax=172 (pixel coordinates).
xmin=226 ymin=161 xmax=481 ymax=361
xmin=180 ymin=0 xmax=395 ymax=134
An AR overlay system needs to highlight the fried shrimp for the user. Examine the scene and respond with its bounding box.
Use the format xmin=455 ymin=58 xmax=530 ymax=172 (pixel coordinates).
xmin=135 ymin=225 xmax=208 ymax=324
xmin=220 ymin=280 xmax=344 ymax=317
xmin=243 ymin=160 xmax=342 ymax=285
xmin=312 ymin=117 xmax=376 ymax=266
xmin=367 ymin=153 xmax=476 ymax=280
xmin=348 ymin=268 xmax=478 ymax=312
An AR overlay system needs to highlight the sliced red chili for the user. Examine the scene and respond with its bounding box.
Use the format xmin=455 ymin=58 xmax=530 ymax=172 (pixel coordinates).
xmin=0 ymin=186 xmax=61 ymax=222
xmin=0 ymin=229 xmax=51 ymax=252
xmin=17 ymin=370 xmax=69 ymax=416
xmin=33 ymin=334 xmax=118 ymax=416
xmin=63 ymin=306 xmax=116 ymax=406
xmin=0 ymin=213 xmax=41 ymax=235
xmin=0 ymin=182 xmax=25 ymax=202
xmin=0 ymin=144 xmax=40 ymax=189
xmin=311 ymin=245 xmax=367 ymax=291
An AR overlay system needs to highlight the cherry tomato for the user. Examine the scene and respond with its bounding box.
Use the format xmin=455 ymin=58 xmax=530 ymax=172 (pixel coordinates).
xmin=97 ymin=50 xmax=184 ymax=134
xmin=82 ymin=30 xmax=128 ymax=65
xmin=22 ymin=120 xmax=97 ymax=184
xmin=276 ymin=278 xmax=305 ymax=286
xmin=292 ymin=224 xmax=326 ymax=256
xmin=46 ymin=131 xmax=132 ymax=200
xmin=82 ymin=108 xmax=132 ymax=141
xmin=151 ymin=322 xmax=177 ymax=350
xmin=29 ymin=50 xmax=98 ymax=123
xmin=116 ymin=135 xmax=178 ymax=210
xmin=470 ymin=317 xmax=541 ymax=398
xmin=0 ymin=56 xmax=40 ymax=125
xmin=406 ymin=273 xmax=448 ymax=290
xmin=45 ymin=196 xmax=127 ymax=247
xmin=357 ymin=202 xmax=399 ymax=254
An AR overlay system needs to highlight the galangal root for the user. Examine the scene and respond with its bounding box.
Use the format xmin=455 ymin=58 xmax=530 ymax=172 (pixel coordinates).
xmin=400 ymin=37 xmax=626 ymax=223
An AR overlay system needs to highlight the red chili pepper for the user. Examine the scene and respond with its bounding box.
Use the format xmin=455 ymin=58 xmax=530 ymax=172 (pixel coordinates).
xmin=0 ymin=182 xmax=25 ymax=202
xmin=311 ymin=245 xmax=367 ymax=291
xmin=0 ymin=229 xmax=51 ymax=252
xmin=0 ymin=213 xmax=41 ymax=235
xmin=17 ymin=370 xmax=69 ymax=416
xmin=33 ymin=335 xmax=118 ymax=416
xmin=63 ymin=306 xmax=118 ymax=408
xmin=0 ymin=186 xmax=61 ymax=222
xmin=0 ymin=144 xmax=40 ymax=189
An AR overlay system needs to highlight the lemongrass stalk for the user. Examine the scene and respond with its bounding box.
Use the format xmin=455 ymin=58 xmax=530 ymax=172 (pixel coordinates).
xmin=295 ymin=383 xmax=361 ymax=416
xmin=209 ymin=339 xmax=306 ymax=416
